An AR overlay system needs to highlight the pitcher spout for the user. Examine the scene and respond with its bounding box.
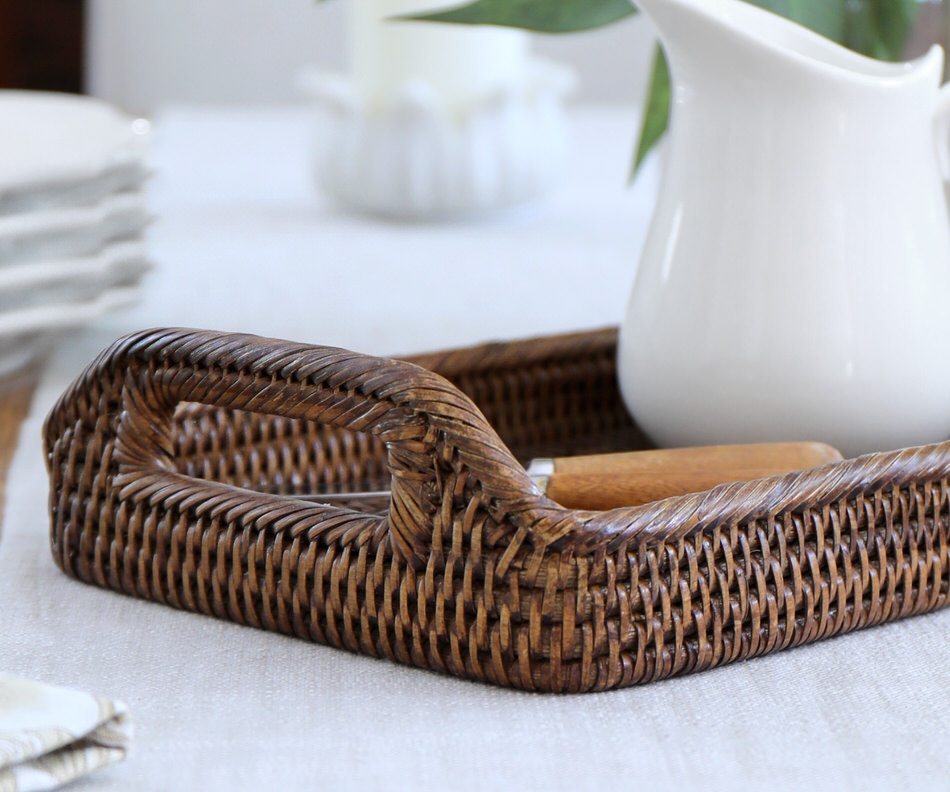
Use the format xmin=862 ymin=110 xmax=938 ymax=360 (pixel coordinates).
xmin=634 ymin=0 xmax=943 ymax=87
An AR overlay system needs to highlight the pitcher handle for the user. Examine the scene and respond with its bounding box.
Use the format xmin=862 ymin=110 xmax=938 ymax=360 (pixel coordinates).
xmin=934 ymin=82 xmax=950 ymax=182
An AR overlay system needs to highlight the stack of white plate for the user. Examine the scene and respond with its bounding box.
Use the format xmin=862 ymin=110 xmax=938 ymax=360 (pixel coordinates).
xmin=0 ymin=91 xmax=152 ymax=376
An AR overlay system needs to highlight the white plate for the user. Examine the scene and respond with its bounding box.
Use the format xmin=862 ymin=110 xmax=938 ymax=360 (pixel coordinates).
xmin=0 ymin=193 xmax=150 ymax=266
xmin=0 ymin=241 xmax=151 ymax=311
xmin=0 ymin=91 xmax=150 ymax=211
xmin=0 ymin=284 xmax=140 ymax=337
xmin=0 ymin=285 xmax=142 ymax=378
xmin=0 ymin=164 xmax=151 ymax=216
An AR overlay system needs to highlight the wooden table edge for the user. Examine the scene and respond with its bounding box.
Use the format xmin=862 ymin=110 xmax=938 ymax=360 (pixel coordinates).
xmin=0 ymin=363 xmax=41 ymax=521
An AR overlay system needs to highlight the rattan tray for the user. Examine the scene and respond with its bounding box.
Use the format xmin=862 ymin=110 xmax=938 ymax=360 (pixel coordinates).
xmin=43 ymin=327 xmax=950 ymax=692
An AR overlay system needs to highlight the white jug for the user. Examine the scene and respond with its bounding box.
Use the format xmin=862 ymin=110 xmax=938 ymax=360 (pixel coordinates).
xmin=618 ymin=0 xmax=950 ymax=457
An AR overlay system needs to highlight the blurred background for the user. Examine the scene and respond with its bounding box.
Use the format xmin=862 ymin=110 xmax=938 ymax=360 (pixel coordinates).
xmin=0 ymin=0 xmax=657 ymax=109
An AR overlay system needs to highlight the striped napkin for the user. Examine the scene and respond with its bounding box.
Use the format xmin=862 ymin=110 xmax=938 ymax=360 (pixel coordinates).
xmin=0 ymin=674 xmax=131 ymax=791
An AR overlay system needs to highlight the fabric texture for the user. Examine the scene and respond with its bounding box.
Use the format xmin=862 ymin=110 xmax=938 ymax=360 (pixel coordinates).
xmin=0 ymin=674 xmax=130 ymax=792
xmin=2 ymin=107 xmax=949 ymax=790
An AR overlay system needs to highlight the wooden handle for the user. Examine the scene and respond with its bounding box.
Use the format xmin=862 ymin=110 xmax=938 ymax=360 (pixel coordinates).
xmin=544 ymin=442 xmax=843 ymax=510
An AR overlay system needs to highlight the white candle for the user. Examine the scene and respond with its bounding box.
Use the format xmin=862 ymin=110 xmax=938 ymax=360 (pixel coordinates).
xmin=349 ymin=0 xmax=529 ymax=114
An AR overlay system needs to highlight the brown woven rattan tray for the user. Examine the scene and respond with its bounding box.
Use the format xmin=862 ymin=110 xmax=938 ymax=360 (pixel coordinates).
xmin=43 ymin=327 xmax=950 ymax=692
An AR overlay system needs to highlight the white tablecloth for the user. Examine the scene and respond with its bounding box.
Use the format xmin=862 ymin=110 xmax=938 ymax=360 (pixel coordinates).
xmin=2 ymin=106 xmax=949 ymax=791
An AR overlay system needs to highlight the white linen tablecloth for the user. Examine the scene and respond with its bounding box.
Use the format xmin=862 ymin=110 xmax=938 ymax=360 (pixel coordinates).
xmin=2 ymin=105 xmax=949 ymax=791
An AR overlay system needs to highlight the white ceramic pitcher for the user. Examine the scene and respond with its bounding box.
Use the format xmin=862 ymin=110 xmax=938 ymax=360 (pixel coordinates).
xmin=618 ymin=0 xmax=950 ymax=457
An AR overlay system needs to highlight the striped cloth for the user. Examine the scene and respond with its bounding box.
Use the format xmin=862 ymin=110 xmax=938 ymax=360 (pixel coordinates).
xmin=0 ymin=675 xmax=130 ymax=792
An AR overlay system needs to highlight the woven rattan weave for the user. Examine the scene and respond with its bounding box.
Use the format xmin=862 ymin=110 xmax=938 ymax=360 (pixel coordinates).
xmin=44 ymin=327 xmax=950 ymax=692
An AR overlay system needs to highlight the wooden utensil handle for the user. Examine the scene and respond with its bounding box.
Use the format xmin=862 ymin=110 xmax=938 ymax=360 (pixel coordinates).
xmin=544 ymin=442 xmax=843 ymax=510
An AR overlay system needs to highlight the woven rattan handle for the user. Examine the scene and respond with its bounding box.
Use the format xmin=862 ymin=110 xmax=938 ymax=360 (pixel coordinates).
xmin=94 ymin=328 xmax=542 ymax=563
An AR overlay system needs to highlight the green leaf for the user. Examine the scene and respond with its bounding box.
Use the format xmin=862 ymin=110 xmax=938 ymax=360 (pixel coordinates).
xmin=399 ymin=0 xmax=637 ymax=34
xmin=841 ymin=0 xmax=919 ymax=61
xmin=749 ymin=0 xmax=918 ymax=61
xmin=631 ymin=46 xmax=670 ymax=180
xmin=751 ymin=0 xmax=847 ymax=41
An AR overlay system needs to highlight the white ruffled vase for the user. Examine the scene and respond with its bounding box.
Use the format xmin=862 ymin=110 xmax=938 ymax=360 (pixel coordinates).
xmin=299 ymin=58 xmax=575 ymax=219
